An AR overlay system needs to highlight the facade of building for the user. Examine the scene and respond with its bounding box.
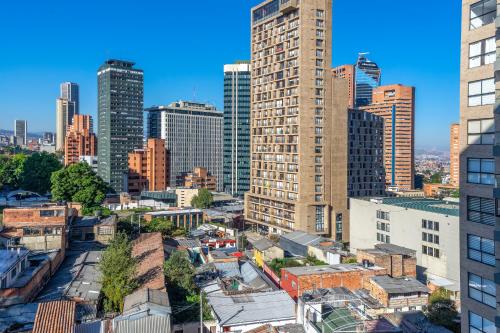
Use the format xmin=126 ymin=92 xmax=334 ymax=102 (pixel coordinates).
xmin=450 ymin=123 xmax=460 ymax=186
xmin=349 ymin=197 xmax=460 ymax=297
xmin=64 ymin=114 xmax=97 ymax=166
xmin=361 ymin=84 xmax=415 ymax=191
xmin=143 ymin=209 xmax=203 ymax=230
xmin=459 ymin=0 xmax=499 ymax=331
xmin=332 ymin=65 xmax=355 ymax=108
xmin=56 ymin=83 xmax=79 ymax=152
xmin=175 ymin=188 xmax=199 ymax=208
xmin=97 ymin=60 xmax=144 ymax=193
xmin=14 ymin=120 xmax=27 ymax=146
xmin=60 ymin=82 xmax=79 ymax=114
xmin=223 ymin=62 xmax=251 ymax=197
xmin=128 ymin=138 xmax=169 ymax=195
xmin=245 ymin=0 xmax=350 ymax=240
xmin=354 ymin=53 xmax=382 ymax=107
xmin=182 ymin=167 xmax=217 ymax=191
xmin=147 ymin=101 xmax=223 ymax=191
xmin=348 ymin=109 xmax=385 ymax=197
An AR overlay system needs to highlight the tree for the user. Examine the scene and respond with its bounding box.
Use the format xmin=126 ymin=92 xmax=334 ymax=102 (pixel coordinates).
xmin=429 ymin=173 xmax=442 ymax=184
xmin=20 ymin=152 xmax=62 ymax=194
xmin=99 ymin=232 xmax=137 ymax=312
xmin=164 ymin=251 xmax=195 ymax=293
xmin=191 ymin=188 xmax=214 ymax=209
xmin=0 ymin=154 xmax=26 ymax=190
xmin=426 ymin=288 xmax=458 ymax=330
xmin=144 ymin=217 xmax=175 ymax=237
xmin=51 ymin=162 xmax=107 ymax=208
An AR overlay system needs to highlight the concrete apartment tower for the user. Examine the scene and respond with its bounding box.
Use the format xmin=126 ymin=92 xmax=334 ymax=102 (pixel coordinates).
xmin=223 ymin=62 xmax=252 ymax=197
xmin=459 ymin=0 xmax=499 ymax=331
xmin=449 ymin=123 xmax=460 ymax=186
xmin=14 ymin=120 xmax=27 ymax=146
xmin=245 ymin=0 xmax=349 ymax=240
xmin=64 ymin=114 xmax=97 ymax=166
xmin=361 ymin=84 xmax=415 ymax=191
xmin=97 ymin=60 xmax=144 ymax=193
xmin=332 ymin=65 xmax=355 ymax=108
xmin=56 ymin=82 xmax=79 ymax=151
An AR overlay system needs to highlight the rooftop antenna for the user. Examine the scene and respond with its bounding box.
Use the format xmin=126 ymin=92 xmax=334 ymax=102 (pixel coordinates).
xmin=193 ymin=86 xmax=197 ymax=102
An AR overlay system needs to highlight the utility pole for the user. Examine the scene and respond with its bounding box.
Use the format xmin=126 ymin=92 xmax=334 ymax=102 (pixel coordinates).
xmin=200 ymin=289 xmax=203 ymax=333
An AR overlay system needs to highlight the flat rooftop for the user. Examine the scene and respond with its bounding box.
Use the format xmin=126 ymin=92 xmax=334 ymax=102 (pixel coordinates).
xmin=0 ymin=248 xmax=29 ymax=275
xmin=284 ymin=264 xmax=384 ymax=276
xmin=356 ymin=197 xmax=459 ymax=217
xmin=370 ymin=276 xmax=429 ymax=294
xmin=145 ymin=208 xmax=202 ymax=216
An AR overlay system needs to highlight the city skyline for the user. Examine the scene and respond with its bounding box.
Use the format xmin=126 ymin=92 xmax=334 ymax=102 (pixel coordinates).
xmin=0 ymin=0 xmax=460 ymax=150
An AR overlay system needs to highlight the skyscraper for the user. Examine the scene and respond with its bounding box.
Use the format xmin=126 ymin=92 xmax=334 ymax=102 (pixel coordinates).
xmin=60 ymin=82 xmax=79 ymax=115
xmin=245 ymin=0 xmax=349 ymax=239
xmin=354 ymin=53 xmax=381 ymax=107
xmin=459 ymin=1 xmax=499 ymax=331
xmin=361 ymin=84 xmax=415 ymax=191
xmin=97 ymin=60 xmax=144 ymax=193
xmin=449 ymin=123 xmax=460 ymax=186
xmin=14 ymin=120 xmax=27 ymax=146
xmin=332 ymin=65 xmax=355 ymax=108
xmin=64 ymin=114 xmax=97 ymax=166
xmin=348 ymin=109 xmax=385 ymax=197
xmin=146 ymin=101 xmax=223 ymax=191
xmin=223 ymin=62 xmax=251 ymax=197
xmin=56 ymin=98 xmax=77 ymax=151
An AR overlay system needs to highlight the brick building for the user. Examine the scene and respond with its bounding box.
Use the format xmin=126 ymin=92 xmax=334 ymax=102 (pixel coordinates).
xmin=332 ymin=65 xmax=355 ymax=108
xmin=356 ymin=243 xmax=417 ymax=278
xmin=182 ymin=167 xmax=217 ymax=191
xmin=280 ymin=264 xmax=386 ymax=300
xmin=64 ymin=114 xmax=97 ymax=166
xmin=449 ymin=123 xmax=460 ymax=186
xmin=132 ymin=233 xmax=166 ymax=291
xmin=128 ymin=138 xmax=169 ymax=195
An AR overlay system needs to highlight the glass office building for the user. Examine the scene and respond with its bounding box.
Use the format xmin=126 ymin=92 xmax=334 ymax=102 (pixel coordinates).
xmin=354 ymin=53 xmax=381 ymax=107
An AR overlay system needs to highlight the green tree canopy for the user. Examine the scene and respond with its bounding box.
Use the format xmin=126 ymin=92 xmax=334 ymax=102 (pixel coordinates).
xmin=0 ymin=154 xmax=26 ymax=190
xmin=99 ymin=232 xmax=137 ymax=312
xmin=429 ymin=173 xmax=443 ymax=184
xmin=51 ymin=162 xmax=107 ymax=208
xmin=191 ymin=188 xmax=214 ymax=209
xmin=164 ymin=250 xmax=195 ymax=293
xmin=20 ymin=152 xmax=62 ymax=194
xmin=426 ymin=288 xmax=458 ymax=330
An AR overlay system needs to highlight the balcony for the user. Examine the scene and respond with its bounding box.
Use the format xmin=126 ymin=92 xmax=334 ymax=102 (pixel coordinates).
xmin=280 ymin=0 xmax=298 ymax=14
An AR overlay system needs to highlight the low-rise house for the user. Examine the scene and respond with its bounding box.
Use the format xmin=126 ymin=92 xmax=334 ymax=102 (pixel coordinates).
xmin=32 ymin=300 xmax=76 ymax=333
xmin=143 ymin=208 xmax=203 ymax=230
xmin=253 ymin=238 xmax=284 ymax=268
xmin=69 ymin=215 xmax=117 ymax=244
xmin=113 ymin=288 xmax=172 ymax=333
xmin=363 ymin=276 xmax=429 ymax=312
xmin=279 ymin=231 xmax=342 ymax=265
xmin=280 ymin=264 xmax=387 ymax=300
xmin=0 ymin=248 xmax=64 ymax=307
xmin=1 ymin=205 xmax=76 ymax=252
xmin=383 ymin=311 xmax=453 ymax=333
xmin=356 ymin=244 xmax=417 ymax=278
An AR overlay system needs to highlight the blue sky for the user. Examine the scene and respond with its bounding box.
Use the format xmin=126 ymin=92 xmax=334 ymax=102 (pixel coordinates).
xmin=0 ymin=0 xmax=460 ymax=150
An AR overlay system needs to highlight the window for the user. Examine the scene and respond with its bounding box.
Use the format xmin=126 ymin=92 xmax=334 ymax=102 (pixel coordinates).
xmin=470 ymin=0 xmax=496 ymax=30
xmin=315 ymin=206 xmax=324 ymax=232
xmin=98 ymin=226 xmax=113 ymax=235
xmin=468 ymin=196 xmax=496 ymax=226
xmin=468 ymin=78 xmax=495 ymax=106
xmin=469 ymin=273 xmax=496 ymax=307
xmin=376 ymin=210 xmax=390 ymax=221
xmin=468 ymin=234 xmax=495 ymax=266
xmin=469 ymin=311 xmax=495 ymax=333
xmin=468 ymin=119 xmax=494 ymax=144
xmin=469 ymin=37 xmax=496 ymax=68
xmin=467 ymin=158 xmax=494 ymax=185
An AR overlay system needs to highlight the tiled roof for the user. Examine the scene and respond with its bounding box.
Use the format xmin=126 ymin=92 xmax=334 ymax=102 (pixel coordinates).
xmin=32 ymin=300 xmax=76 ymax=333
xmin=132 ymin=233 xmax=166 ymax=291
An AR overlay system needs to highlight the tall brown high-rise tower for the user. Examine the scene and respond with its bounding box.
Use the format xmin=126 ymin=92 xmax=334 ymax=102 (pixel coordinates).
xmin=245 ymin=0 xmax=349 ymax=240
xmin=64 ymin=114 xmax=97 ymax=166
xmin=449 ymin=123 xmax=460 ymax=186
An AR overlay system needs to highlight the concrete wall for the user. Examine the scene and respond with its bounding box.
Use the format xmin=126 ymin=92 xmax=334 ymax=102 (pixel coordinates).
xmin=349 ymin=198 xmax=460 ymax=289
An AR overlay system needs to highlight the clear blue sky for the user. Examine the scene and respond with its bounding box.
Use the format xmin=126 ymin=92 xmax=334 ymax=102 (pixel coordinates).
xmin=0 ymin=0 xmax=460 ymax=150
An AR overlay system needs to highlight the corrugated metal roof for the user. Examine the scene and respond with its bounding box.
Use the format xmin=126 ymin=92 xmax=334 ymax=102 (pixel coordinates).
xmin=253 ymin=238 xmax=274 ymax=252
xmin=74 ymin=321 xmax=102 ymax=333
xmin=32 ymin=300 xmax=76 ymax=333
xmin=115 ymin=315 xmax=170 ymax=333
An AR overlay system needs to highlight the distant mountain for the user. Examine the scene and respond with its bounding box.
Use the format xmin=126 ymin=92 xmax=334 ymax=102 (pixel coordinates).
xmin=0 ymin=129 xmax=44 ymax=139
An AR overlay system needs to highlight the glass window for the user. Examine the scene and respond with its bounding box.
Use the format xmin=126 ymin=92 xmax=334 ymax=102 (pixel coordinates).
xmin=469 ymin=37 xmax=496 ymax=68
xmin=469 ymin=311 xmax=495 ymax=333
xmin=468 ymin=118 xmax=494 ymax=144
xmin=467 ymin=158 xmax=494 ymax=185
xmin=468 ymin=234 xmax=495 ymax=266
xmin=469 ymin=273 xmax=496 ymax=308
xmin=468 ymin=78 xmax=495 ymax=106
xmin=470 ymin=0 xmax=496 ymax=30
xmin=468 ymin=196 xmax=496 ymax=226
